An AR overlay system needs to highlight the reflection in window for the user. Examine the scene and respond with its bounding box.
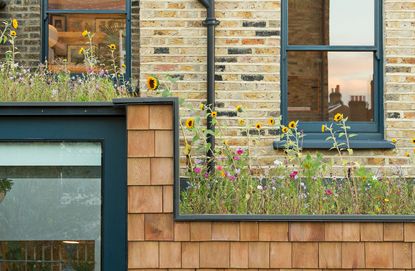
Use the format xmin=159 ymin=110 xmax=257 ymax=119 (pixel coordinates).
xmin=288 ymin=0 xmax=375 ymax=45
xmin=48 ymin=14 xmax=126 ymax=73
xmin=0 ymin=142 xmax=101 ymax=271
xmin=288 ymin=52 xmax=374 ymax=122
xmin=48 ymin=0 xmax=126 ymax=10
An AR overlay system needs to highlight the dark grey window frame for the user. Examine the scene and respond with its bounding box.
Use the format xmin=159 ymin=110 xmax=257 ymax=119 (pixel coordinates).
xmin=275 ymin=0 xmax=394 ymax=150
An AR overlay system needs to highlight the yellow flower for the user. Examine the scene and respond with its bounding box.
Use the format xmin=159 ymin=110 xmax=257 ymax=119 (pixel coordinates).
xmin=238 ymin=119 xmax=246 ymax=126
xmin=211 ymin=111 xmax=217 ymax=118
xmin=321 ymin=124 xmax=326 ymax=133
xmin=235 ymin=105 xmax=243 ymax=113
xmin=268 ymin=117 xmax=275 ymax=126
xmin=412 ymin=138 xmax=415 ymax=144
xmin=9 ymin=30 xmax=16 ymax=37
xmin=391 ymin=138 xmax=397 ymax=144
xmin=288 ymin=121 xmax=297 ymax=129
xmin=405 ymin=152 xmax=410 ymax=157
xmin=384 ymin=198 xmax=390 ymax=203
xmin=223 ymin=140 xmax=229 ymax=146
xmin=12 ymin=19 xmax=18 ymax=29
xmin=255 ymin=122 xmax=262 ymax=130
xmin=121 ymin=63 xmax=126 ymax=68
xmin=82 ymin=30 xmax=89 ymax=37
xmin=199 ymin=103 xmax=205 ymax=110
xmin=220 ymin=171 xmax=226 ymax=177
xmin=147 ymin=76 xmax=159 ymax=91
xmin=334 ymin=113 xmax=344 ymax=122
xmin=109 ymin=44 xmax=116 ymax=50
xmin=281 ymin=126 xmax=289 ymax=133
xmin=78 ymin=47 xmax=85 ymax=55
xmin=185 ymin=118 xmax=195 ymax=129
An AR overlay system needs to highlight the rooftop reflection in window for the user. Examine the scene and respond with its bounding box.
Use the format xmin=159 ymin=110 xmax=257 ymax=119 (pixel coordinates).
xmin=288 ymin=0 xmax=375 ymax=46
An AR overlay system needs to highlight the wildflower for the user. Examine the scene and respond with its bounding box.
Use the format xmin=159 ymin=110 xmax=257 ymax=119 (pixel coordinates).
xmin=321 ymin=124 xmax=325 ymax=133
xmin=384 ymin=198 xmax=390 ymax=203
xmin=288 ymin=121 xmax=297 ymax=129
xmin=235 ymin=105 xmax=243 ymax=112
xmin=211 ymin=111 xmax=217 ymax=118
xmin=391 ymin=138 xmax=397 ymax=144
xmin=185 ymin=118 xmax=195 ymax=129
xmin=82 ymin=30 xmax=89 ymax=37
xmin=199 ymin=103 xmax=205 ymax=110
xmin=273 ymin=159 xmax=283 ymax=166
xmin=236 ymin=148 xmax=244 ymax=155
xmin=9 ymin=30 xmax=16 ymax=37
xmin=235 ymin=168 xmax=241 ymax=175
xmin=238 ymin=119 xmax=246 ymax=126
xmin=121 ymin=63 xmax=126 ymax=68
xmin=223 ymin=140 xmax=229 ymax=146
xmin=405 ymin=152 xmax=410 ymax=157
xmin=281 ymin=126 xmax=289 ymax=133
xmin=257 ymin=185 xmax=264 ymax=190
xmin=255 ymin=122 xmax=262 ymax=130
xmin=193 ymin=167 xmax=202 ymax=174
xmin=204 ymin=173 xmax=209 ymax=178
xmin=216 ymin=165 xmax=223 ymax=171
xmin=268 ymin=117 xmax=275 ymax=126
xmin=325 ymin=189 xmax=333 ymax=196
xmin=412 ymin=138 xmax=415 ymax=144
xmin=78 ymin=47 xmax=85 ymax=55
xmin=228 ymin=175 xmax=236 ymax=181
xmin=233 ymin=156 xmax=240 ymax=161
xmin=220 ymin=171 xmax=226 ymax=177
xmin=146 ymin=76 xmax=159 ymax=91
xmin=290 ymin=171 xmax=299 ymax=180
xmin=109 ymin=44 xmax=116 ymax=50
xmin=334 ymin=113 xmax=344 ymax=122
xmin=12 ymin=19 xmax=18 ymax=29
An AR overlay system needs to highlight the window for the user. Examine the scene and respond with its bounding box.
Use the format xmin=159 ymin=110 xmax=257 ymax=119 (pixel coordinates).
xmin=42 ymin=0 xmax=131 ymax=78
xmin=279 ymin=0 xmax=392 ymax=148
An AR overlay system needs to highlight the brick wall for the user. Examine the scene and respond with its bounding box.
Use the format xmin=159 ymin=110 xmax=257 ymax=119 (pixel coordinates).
xmin=126 ymin=103 xmax=415 ymax=270
xmin=139 ymin=0 xmax=415 ymax=176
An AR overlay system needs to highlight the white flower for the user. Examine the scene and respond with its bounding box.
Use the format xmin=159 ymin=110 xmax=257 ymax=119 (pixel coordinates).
xmin=273 ymin=159 xmax=283 ymax=166
xmin=372 ymin=175 xmax=378 ymax=181
xmin=257 ymin=185 xmax=264 ymax=191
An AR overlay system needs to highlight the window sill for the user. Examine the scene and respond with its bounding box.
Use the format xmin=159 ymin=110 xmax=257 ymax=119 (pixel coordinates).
xmin=273 ymin=139 xmax=395 ymax=150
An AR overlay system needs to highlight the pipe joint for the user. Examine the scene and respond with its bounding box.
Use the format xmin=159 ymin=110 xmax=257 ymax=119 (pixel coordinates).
xmin=203 ymin=18 xmax=220 ymax=27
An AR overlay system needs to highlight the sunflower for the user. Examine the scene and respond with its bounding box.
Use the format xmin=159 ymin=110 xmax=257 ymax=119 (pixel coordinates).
xmin=268 ymin=117 xmax=275 ymax=126
xmin=235 ymin=105 xmax=243 ymax=113
xmin=199 ymin=103 xmax=205 ymax=110
xmin=238 ymin=119 xmax=246 ymax=126
xmin=334 ymin=113 xmax=344 ymax=122
xmin=391 ymin=138 xmax=397 ymax=144
xmin=185 ymin=118 xmax=195 ymax=129
xmin=211 ymin=111 xmax=217 ymax=118
xmin=82 ymin=30 xmax=89 ymax=37
xmin=412 ymin=138 xmax=415 ymax=144
xmin=147 ymin=76 xmax=159 ymax=91
xmin=12 ymin=19 xmax=18 ymax=29
xmin=405 ymin=152 xmax=410 ymax=157
xmin=281 ymin=126 xmax=289 ymax=133
xmin=288 ymin=121 xmax=297 ymax=129
xmin=321 ymin=124 xmax=326 ymax=133
xmin=255 ymin=122 xmax=262 ymax=130
xmin=9 ymin=30 xmax=16 ymax=37
xmin=78 ymin=47 xmax=85 ymax=55
xmin=109 ymin=44 xmax=117 ymax=50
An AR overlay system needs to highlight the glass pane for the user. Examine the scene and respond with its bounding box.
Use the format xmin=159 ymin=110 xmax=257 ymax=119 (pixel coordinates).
xmin=0 ymin=142 xmax=101 ymax=271
xmin=48 ymin=0 xmax=126 ymax=10
xmin=287 ymin=51 xmax=374 ymax=122
xmin=48 ymin=14 xmax=126 ymax=73
xmin=288 ymin=0 xmax=375 ymax=45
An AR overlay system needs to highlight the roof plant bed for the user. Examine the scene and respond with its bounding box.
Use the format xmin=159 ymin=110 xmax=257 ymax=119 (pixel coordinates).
xmin=169 ymin=82 xmax=415 ymax=221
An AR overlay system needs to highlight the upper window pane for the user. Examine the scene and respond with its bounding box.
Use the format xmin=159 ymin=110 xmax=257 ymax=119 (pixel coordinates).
xmin=288 ymin=0 xmax=375 ymax=46
xmin=48 ymin=0 xmax=126 ymax=10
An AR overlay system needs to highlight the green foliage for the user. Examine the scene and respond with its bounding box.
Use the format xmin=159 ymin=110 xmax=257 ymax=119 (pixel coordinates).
xmin=0 ymin=178 xmax=13 ymax=194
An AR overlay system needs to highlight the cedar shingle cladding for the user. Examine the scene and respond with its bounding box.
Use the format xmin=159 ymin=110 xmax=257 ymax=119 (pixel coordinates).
xmin=127 ymin=104 xmax=415 ymax=270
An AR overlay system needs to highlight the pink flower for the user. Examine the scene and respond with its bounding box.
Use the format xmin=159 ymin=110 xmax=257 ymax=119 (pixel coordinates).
xmin=325 ymin=189 xmax=333 ymax=196
xmin=193 ymin=167 xmax=202 ymax=174
xmin=233 ymin=156 xmax=240 ymax=161
xmin=228 ymin=175 xmax=236 ymax=181
xmin=204 ymin=173 xmax=209 ymax=178
xmin=290 ymin=171 xmax=298 ymax=180
xmin=216 ymin=165 xmax=223 ymax=171
xmin=236 ymin=148 xmax=244 ymax=155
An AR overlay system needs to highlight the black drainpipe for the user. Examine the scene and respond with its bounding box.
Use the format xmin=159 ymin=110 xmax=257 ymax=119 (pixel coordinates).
xmin=198 ymin=0 xmax=220 ymax=172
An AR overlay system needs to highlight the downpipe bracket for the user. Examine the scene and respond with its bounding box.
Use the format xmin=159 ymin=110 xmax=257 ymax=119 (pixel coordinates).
xmin=203 ymin=18 xmax=220 ymax=27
